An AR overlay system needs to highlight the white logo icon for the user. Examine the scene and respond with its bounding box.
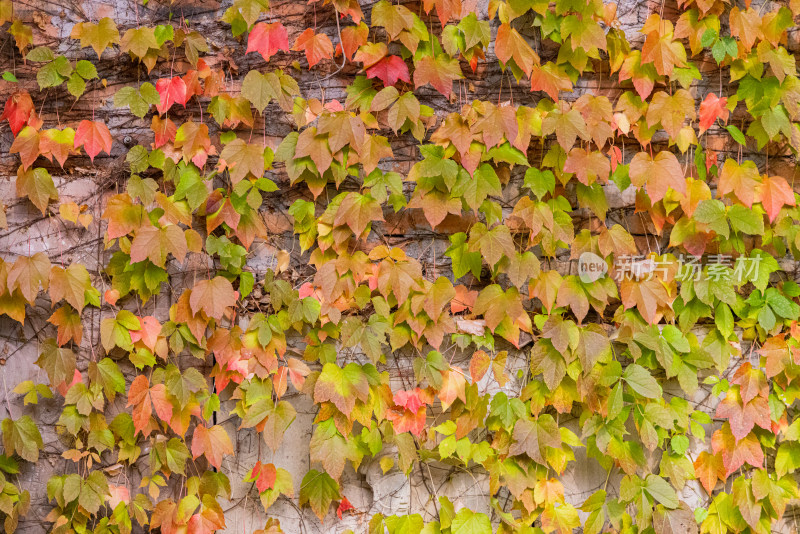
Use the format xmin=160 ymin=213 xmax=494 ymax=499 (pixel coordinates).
xmin=578 ymin=252 xmax=608 ymax=283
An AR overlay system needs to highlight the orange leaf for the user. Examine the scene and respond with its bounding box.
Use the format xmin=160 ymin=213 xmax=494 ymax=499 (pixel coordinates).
xmin=469 ymin=350 xmax=491 ymax=382
xmin=711 ymin=423 xmax=763 ymax=476
xmin=412 ymin=54 xmax=463 ymax=97
xmin=563 ymin=148 xmax=610 ymax=186
xmin=293 ymin=28 xmax=334 ymax=68
xmin=693 ymin=451 xmax=725 ymax=495
xmin=451 ymin=284 xmax=477 ymax=314
xmin=174 ymin=121 xmax=215 ymax=168
xmin=189 ymin=276 xmax=238 ymax=321
xmin=715 ymin=388 xmax=770 ymax=441
xmin=698 ymin=93 xmax=729 ymax=134
xmin=75 ymin=120 xmax=112 ymax=162
xmin=718 ymin=159 xmax=761 ymax=208
xmin=756 ymin=175 xmax=795 ymax=222
xmin=127 ymin=375 xmax=154 ymax=436
xmin=495 ymin=24 xmax=538 ymax=76
xmin=247 ymin=22 xmax=289 ymax=62
xmin=191 ymin=424 xmax=234 ymax=469
xmin=629 ymin=150 xmax=686 ymax=204
xmin=337 ymin=23 xmax=368 ymax=61
xmin=530 ymin=62 xmax=572 ymax=101
xmin=129 ymin=316 xmax=162 ymax=351
xmin=620 ymin=277 xmax=672 ymax=325
xmin=48 ymin=306 xmax=83 ymax=346
xmin=9 ymin=126 xmax=40 ymax=170
xmin=438 ymin=368 xmax=466 ymax=409
xmin=151 ymin=115 xmax=177 ymax=148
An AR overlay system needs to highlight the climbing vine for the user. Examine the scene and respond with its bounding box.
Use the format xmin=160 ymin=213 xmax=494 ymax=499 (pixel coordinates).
xmin=1 ymin=0 xmax=800 ymax=532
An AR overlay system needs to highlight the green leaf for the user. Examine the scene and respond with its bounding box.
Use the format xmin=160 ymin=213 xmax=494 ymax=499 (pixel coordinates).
xmin=728 ymin=204 xmax=764 ymax=235
xmin=89 ymin=358 xmax=126 ymax=400
xmin=100 ymin=310 xmax=141 ymax=352
xmin=75 ymin=60 xmax=98 ymax=79
xmin=35 ymin=338 xmax=77 ymax=386
xmin=165 ymin=437 xmax=190 ymax=474
xmin=623 ymin=364 xmax=662 ymax=398
xmin=1 ymin=416 xmax=43 ymax=462
xmin=239 ymin=271 xmax=255 ymax=298
xmin=693 ymin=199 xmax=729 ymax=238
xmin=726 ymin=125 xmax=746 ymax=145
xmin=508 ymin=414 xmax=561 ymax=465
xmin=451 ymin=509 xmax=492 ymax=534
xmin=313 ymin=362 xmax=370 ymax=416
xmin=17 ymin=167 xmax=58 ymax=215
xmin=114 ymin=83 xmax=160 ymax=118
xmin=445 ymin=232 xmax=482 ymax=280
xmin=67 ymin=72 xmax=86 ymax=99
xmin=241 ymin=70 xmax=274 ymax=114
xmin=0 ymin=454 xmax=20 ymax=474
xmin=299 ymin=469 xmax=340 ymax=520
xmin=643 ymin=474 xmax=679 ymax=509
xmin=453 ymin=164 xmax=501 ymax=211
xmin=79 ymin=470 xmax=109 ymax=514
xmin=26 ymin=46 xmax=55 ymax=62
xmin=413 ymin=350 xmax=448 ymax=389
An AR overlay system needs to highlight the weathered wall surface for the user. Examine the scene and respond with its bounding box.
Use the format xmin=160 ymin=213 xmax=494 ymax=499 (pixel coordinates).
xmin=1 ymin=0 xmax=800 ymax=532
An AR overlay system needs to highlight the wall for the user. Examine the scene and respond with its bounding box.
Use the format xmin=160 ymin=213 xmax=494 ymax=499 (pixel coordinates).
xmin=1 ymin=0 xmax=799 ymax=532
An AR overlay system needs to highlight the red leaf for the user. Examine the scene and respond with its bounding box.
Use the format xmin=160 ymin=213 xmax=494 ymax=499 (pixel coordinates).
xmin=129 ymin=316 xmax=162 ymax=351
xmin=698 ymin=93 xmax=729 ymax=134
xmin=1 ymin=91 xmax=38 ymax=136
xmin=715 ymin=388 xmax=770 ymax=441
xmin=151 ymin=115 xmax=177 ymax=148
xmin=247 ymin=22 xmax=289 ymax=62
xmin=393 ymin=388 xmax=428 ymax=414
xmin=75 ymin=120 xmax=112 ymax=162
xmin=336 ymin=497 xmax=354 ymax=519
xmin=366 ymin=55 xmax=410 ymax=86
xmin=249 ymin=461 xmax=278 ymax=493
xmin=156 ymin=76 xmax=189 ymax=115
xmin=712 ymin=423 xmax=763 ymax=476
